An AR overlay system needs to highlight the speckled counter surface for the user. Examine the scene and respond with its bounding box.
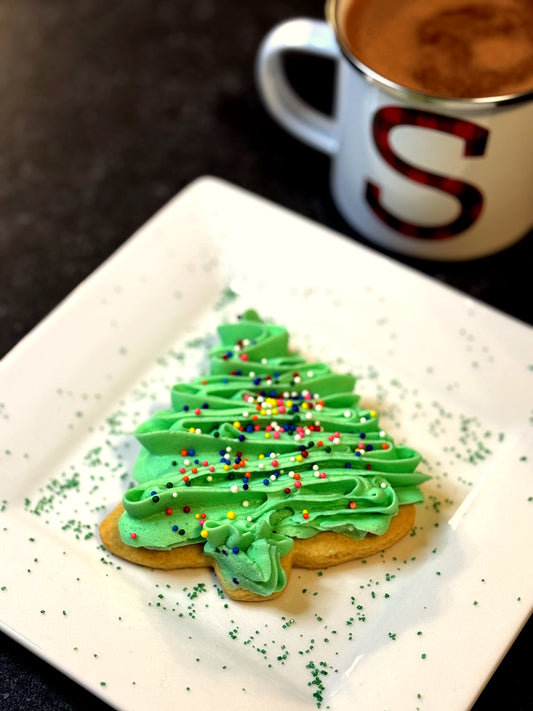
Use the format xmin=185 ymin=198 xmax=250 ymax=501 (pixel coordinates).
xmin=0 ymin=1 xmax=530 ymax=709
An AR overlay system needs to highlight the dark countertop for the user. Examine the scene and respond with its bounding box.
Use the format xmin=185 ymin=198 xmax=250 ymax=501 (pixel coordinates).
xmin=0 ymin=1 xmax=530 ymax=709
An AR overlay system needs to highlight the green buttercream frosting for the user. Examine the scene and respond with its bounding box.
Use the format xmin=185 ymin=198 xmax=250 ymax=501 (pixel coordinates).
xmin=118 ymin=309 xmax=430 ymax=596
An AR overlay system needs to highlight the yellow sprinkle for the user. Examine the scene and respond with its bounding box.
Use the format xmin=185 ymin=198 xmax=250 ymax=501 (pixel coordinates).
xmin=188 ymin=427 xmax=195 ymax=433
xmin=272 ymin=408 xmax=278 ymax=415
xmin=370 ymin=410 xmax=377 ymax=417
xmin=200 ymin=529 xmax=209 ymax=538
xmin=259 ymin=454 xmax=265 ymax=459
xmin=195 ymin=513 xmax=200 ymax=519
xmin=233 ymin=421 xmax=241 ymax=429
xmin=223 ymin=464 xmax=230 ymax=471
xmin=260 ymin=409 xmax=266 ymax=416
xmin=227 ymin=511 xmax=236 ymax=520
xmin=296 ymin=455 xmax=303 ymax=462
xmin=286 ymin=400 xmax=293 ymax=407
xmin=265 ymin=433 xmax=271 ymax=439
xmin=301 ymin=403 xmax=308 ymax=410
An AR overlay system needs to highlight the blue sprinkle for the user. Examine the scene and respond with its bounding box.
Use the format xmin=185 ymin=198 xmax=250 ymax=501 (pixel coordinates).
xmin=188 ymin=449 xmax=195 ymax=456
xmin=344 ymin=462 xmax=352 ymax=468
xmin=367 ymin=444 xmax=373 ymax=451
xmin=202 ymin=403 xmax=209 ymax=409
xmin=172 ymin=525 xmax=178 ymax=531
xmin=253 ymin=377 xmax=261 ymax=385
xmin=263 ymin=479 xmax=270 ymax=486
xmin=183 ymin=405 xmax=189 ymax=411
xmin=360 ymin=433 xmax=366 ymax=439
xmin=355 ymin=451 xmax=361 ymax=457
xmin=238 ymin=435 xmax=245 ymax=442
xmin=232 ymin=547 xmax=239 ymax=554
xmin=232 ymin=577 xmax=239 ymax=584
xmin=243 ymin=483 xmax=249 ymax=490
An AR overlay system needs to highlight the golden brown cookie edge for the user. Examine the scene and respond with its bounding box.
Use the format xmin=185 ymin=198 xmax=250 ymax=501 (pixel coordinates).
xmin=99 ymin=502 xmax=416 ymax=600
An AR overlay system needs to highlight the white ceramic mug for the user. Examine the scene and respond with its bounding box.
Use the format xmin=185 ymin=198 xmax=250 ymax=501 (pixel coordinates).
xmin=256 ymin=0 xmax=533 ymax=261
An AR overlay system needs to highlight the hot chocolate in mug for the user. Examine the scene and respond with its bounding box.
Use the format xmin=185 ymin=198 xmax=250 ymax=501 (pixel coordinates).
xmin=256 ymin=0 xmax=533 ymax=260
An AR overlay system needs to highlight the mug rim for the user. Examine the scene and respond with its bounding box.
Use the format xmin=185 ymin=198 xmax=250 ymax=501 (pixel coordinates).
xmin=325 ymin=0 xmax=533 ymax=110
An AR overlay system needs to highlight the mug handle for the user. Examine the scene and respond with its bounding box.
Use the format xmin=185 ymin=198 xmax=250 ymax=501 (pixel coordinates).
xmin=256 ymin=18 xmax=341 ymax=156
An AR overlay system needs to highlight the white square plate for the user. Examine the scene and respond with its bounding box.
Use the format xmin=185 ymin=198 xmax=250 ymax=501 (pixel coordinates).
xmin=1 ymin=177 xmax=531 ymax=710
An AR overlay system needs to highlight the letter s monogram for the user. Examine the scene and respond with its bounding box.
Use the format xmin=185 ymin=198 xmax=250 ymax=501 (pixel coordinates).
xmin=366 ymin=107 xmax=489 ymax=239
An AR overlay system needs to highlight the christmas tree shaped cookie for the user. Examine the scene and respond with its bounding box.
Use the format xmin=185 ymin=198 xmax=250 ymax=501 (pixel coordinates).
xmin=100 ymin=310 xmax=429 ymax=601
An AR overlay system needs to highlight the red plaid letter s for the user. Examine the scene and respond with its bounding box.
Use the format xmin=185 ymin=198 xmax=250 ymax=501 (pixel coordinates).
xmin=366 ymin=107 xmax=489 ymax=240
